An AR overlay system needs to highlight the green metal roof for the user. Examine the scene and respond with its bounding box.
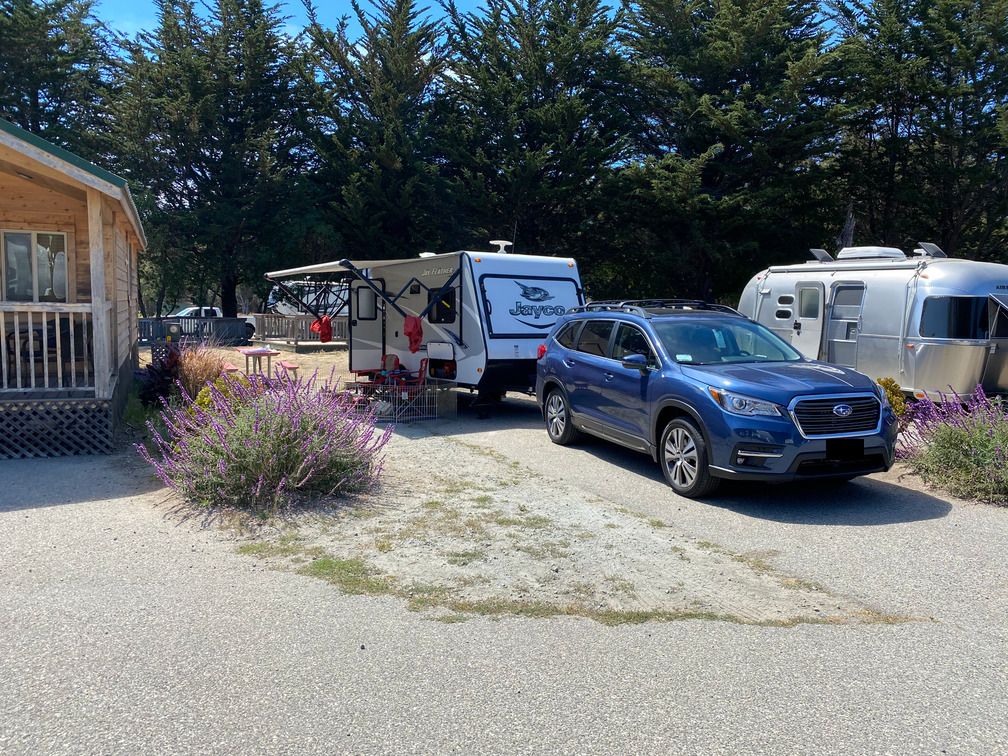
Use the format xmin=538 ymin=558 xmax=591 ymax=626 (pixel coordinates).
xmin=0 ymin=116 xmax=127 ymax=188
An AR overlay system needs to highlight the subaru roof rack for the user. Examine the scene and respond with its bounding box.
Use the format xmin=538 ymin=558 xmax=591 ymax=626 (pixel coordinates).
xmin=569 ymin=299 xmax=744 ymax=318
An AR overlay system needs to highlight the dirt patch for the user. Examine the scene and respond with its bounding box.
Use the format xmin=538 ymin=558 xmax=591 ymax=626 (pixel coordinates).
xmin=235 ymin=427 xmax=898 ymax=626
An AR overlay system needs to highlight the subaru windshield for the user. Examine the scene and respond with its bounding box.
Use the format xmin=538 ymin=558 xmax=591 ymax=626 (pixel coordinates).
xmin=652 ymin=318 xmax=803 ymax=365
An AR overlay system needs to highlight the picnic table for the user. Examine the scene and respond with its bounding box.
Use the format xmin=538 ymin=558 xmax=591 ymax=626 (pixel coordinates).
xmin=235 ymin=346 xmax=280 ymax=376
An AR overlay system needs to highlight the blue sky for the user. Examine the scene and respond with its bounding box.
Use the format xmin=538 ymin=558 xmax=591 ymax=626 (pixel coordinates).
xmin=95 ymin=0 xmax=486 ymax=39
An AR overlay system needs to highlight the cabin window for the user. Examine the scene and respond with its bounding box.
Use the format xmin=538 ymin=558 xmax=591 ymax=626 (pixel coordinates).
xmin=427 ymin=288 xmax=456 ymax=324
xmin=356 ymin=286 xmax=377 ymax=320
xmin=919 ymin=296 xmax=989 ymax=340
xmin=575 ymin=320 xmax=614 ymax=357
xmin=1 ymin=231 xmax=67 ymax=303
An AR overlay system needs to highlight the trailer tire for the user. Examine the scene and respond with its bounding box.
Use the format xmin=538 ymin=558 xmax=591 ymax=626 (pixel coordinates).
xmin=544 ymin=389 xmax=581 ymax=445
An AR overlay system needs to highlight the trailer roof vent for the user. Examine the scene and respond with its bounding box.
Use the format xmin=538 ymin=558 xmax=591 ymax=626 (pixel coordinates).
xmin=836 ymin=246 xmax=906 ymax=260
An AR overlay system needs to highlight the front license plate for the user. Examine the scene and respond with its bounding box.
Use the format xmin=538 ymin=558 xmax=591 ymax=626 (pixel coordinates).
xmin=826 ymin=438 xmax=865 ymax=460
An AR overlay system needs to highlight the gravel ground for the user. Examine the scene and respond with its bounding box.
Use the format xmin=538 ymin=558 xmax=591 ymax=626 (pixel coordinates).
xmin=1 ymin=392 xmax=1006 ymax=753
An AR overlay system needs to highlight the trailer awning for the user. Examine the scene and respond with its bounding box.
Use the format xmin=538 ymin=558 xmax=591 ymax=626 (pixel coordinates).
xmin=265 ymin=253 xmax=459 ymax=279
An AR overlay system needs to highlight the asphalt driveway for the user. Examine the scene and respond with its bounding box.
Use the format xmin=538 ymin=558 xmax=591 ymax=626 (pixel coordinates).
xmin=1 ymin=396 xmax=1005 ymax=753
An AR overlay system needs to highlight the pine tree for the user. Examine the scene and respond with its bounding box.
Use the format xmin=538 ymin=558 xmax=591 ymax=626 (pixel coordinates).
xmin=114 ymin=0 xmax=302 ymax=316
xmin=0 ymin=0 xmax=115 ymax=158
xmin=442 ymin=0 xmax=632 ymax=259
xmin=300 ymin=0 xmax=451 ymax=258
xmin=622 ymin=0 xmax=834 ymax=297
xmin=832 ymin=0 xmax=1008 ymax=259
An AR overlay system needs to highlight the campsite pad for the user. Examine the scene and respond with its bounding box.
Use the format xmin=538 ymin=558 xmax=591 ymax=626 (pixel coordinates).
xmin=236 ymin=428 xmax=889 ymax=626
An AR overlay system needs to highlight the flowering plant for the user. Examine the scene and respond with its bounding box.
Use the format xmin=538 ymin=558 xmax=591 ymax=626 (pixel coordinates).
xmin=901 ymin=386 xmax=1008 ymax=504
xmin=137 ymin=372 xmax=391 ymax=512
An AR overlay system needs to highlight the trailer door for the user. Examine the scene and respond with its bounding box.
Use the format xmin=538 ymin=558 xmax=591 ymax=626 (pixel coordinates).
xmin=792 ymin=282 xmax=825 ymax=359
xmin=982 ymin=294 xmax=1008 ymax=393
xmin=349 ymin=279 xmax=385 ymax=372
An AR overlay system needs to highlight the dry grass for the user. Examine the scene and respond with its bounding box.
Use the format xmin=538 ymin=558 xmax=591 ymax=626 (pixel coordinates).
xmin=177 ymin=343 xmax=226 ymax=398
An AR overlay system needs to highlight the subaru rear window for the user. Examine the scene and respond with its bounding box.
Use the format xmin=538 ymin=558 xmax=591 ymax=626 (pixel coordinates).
xmin=576 ymin=320 xmax=614 ymax=357
xmin=554 ymin=321 xmax=580 ymax=348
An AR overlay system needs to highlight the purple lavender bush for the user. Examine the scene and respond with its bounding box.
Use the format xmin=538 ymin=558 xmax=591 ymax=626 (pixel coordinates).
xmin=900 ymin=386 xmax=1008 ymax=504
xmin=137 ymin=373 xmax=392 ymax=512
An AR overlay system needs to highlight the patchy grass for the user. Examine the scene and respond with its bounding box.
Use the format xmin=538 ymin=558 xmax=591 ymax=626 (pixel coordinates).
xmin=235 ymin=535 xmax=908 ymax=627
xmin=298 ymin=556 xmax=388 ymax=595
xmin=446 ymin=549 xmax=486 ymax=566
xmin=491 ymin=512 xmax=552 ymax=529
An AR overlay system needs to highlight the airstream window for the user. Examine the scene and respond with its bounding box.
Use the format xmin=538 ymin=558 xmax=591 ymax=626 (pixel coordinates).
xmin=777 ymin=295 xmax=794 ymax=306
xmin=919 ymin=296 xmax=989 ymax=340
xmin=775 ymin=309 xmax=792 ymax=320
xmin=798 ymin=288 xmax=820 ymax=319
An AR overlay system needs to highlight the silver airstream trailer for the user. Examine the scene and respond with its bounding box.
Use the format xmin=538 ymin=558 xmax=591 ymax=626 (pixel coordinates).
xmin=738 ymin=244 xmax=1008 ymax=398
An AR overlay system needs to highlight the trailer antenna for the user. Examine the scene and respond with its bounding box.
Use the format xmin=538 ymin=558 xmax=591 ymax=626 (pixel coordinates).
xmin=490 ymin=239 xmax=512 ymax=254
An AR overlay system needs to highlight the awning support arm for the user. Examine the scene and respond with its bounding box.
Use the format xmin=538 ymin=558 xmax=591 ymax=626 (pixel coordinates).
xmin=337 ymin=259 xmax=409 ymax=318
xmin=263 ymin=276 xmax=323 ymax=320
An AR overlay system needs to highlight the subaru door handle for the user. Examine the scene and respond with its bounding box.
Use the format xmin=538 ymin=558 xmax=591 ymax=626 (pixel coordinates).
xmin=563 ymin=358 xmax=576 ymax=367
xmin=603 ymin=372 xmax=615 ymax=381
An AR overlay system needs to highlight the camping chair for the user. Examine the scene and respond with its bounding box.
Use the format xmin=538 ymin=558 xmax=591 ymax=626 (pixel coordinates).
xmin=391 ymin=358 xmax=428 ymax=390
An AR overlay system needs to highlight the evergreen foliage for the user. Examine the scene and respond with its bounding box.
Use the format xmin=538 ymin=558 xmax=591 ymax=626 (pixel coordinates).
xmin=2 ymin=0 xmax=1005 ymax=305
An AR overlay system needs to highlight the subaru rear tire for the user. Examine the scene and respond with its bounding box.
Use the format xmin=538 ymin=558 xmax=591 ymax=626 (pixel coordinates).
xmin=659 ymin=419 xmax=720 ymax=498
xmin=545 ymin=389 xmax=581 ymax=445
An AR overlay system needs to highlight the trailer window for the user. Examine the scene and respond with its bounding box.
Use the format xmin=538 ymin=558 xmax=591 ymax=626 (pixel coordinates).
xmin=919 ymin=296 xmax=988 ymax=339
xmin=427 ymin=288 xmax=456 ymax=324
xmin=798 ymin=288 xmax=820 ymax=319
xmin=356 ymin=287 xmax=377 ymax=320
xmin=576 ymin=320 xmax=614 ymax=357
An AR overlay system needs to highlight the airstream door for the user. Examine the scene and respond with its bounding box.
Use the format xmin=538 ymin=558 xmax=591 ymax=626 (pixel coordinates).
xmin=792 ymin=282 xmax=825 ymax=359
xmin=982 ymin=294 xmax=1008 ymax=393
xmin=826 ymin=283 xmax=866 ymax=368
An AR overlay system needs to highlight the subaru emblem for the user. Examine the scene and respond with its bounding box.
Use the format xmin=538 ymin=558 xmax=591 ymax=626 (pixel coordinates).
xmin=833 ymin=404 xmax=853 ymax=417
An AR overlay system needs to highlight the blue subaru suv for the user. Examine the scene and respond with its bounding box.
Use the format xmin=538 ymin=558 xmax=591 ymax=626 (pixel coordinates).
xmin=535 ymin=300 xmax=898 ymax=498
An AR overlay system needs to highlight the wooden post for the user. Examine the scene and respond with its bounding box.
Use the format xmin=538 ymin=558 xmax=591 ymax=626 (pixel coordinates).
xmin=87 ymin=189 xmax=112 ymax=399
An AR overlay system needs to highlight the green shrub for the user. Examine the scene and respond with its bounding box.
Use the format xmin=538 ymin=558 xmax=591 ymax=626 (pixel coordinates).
xmin=876 ymin=377 xmax=907 ymax=419
xmin=902 ymin=387 xmax=1008 ymax=504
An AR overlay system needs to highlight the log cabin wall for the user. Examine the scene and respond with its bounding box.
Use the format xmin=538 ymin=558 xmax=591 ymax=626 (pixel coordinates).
xmin=0 ymin=170 xmax=88 ymax=302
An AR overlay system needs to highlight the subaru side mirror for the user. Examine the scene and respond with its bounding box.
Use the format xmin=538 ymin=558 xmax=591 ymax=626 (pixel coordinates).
xmin=621 ymin=353 xmax=651 ymax=372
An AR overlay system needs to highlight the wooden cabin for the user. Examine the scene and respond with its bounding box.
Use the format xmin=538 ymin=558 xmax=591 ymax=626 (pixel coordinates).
xmin=0 ymin=118 xmax=145 ymax=458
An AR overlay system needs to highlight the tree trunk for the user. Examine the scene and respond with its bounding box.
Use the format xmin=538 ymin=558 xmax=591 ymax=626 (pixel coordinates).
xmin=220 ymin=272 xmax=239 ymax=317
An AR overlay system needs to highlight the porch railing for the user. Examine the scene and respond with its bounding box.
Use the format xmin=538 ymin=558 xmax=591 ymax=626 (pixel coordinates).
xmin=253 ymin=313 xmax=348 ymax=344
xmin=0 ymin=303 xmax=96 ymax=393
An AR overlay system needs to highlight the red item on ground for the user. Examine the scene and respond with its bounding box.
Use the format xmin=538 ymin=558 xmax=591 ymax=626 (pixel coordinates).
xmin=404 ymin=315 xmax=423 ymax=353
xmin=310 ymin=315 xmax=333 ymax=343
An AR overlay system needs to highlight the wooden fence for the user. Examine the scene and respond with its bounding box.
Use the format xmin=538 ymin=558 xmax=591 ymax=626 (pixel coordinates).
xmin=252 ymin=313 xmax=348 ymax=345
xmin=138 ymin=317 xmax=252 ymax=346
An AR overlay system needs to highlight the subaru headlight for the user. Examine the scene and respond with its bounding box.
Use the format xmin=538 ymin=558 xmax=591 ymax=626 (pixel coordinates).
xmin=708 ymin=387 xmax=782 ymax=417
